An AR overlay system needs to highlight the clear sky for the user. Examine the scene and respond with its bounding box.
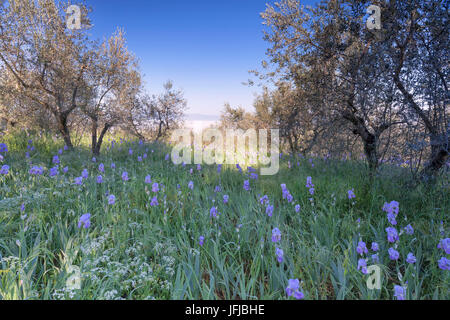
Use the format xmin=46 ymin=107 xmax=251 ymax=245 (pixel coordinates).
xmin=86 ymin=0 xmax=317 ymax=118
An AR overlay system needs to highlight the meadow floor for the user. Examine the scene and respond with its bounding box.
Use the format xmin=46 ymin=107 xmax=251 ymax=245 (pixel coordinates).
xmin=0 ymin=131 xmax=449 ymax=300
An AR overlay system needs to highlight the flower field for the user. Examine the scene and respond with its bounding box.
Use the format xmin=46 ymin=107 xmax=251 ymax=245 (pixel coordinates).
xmin=0 ymin=131 xmax=448 ymax=300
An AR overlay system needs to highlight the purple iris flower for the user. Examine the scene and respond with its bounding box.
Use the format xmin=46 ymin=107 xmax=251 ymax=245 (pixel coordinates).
xmin=0 ymin=165 xmax=9 ymax=175
xmin=150 ymin=196 xmax=159 ymax=207
xmin=393 ymin=285 xmax=406 ymax=300
xmin=406 ymin=253 xmax=416 ymax=264
xmin=388 ymin=247 xmax=400 ymax=260
xmin=285 ymin=279 xmax=304 ymax=300
xmin=386 ymin=227 xmax=399 ymax=243
xmin=108 ymin=194 xmax=116 ymax=205
xmin=275 ymin=248 xmax=284 ymax=263
xmin=266 ymin=204 xmax=274 ymax=217
xmin=78 ymin=213 xmax=91 ymax=229
xmin=271 ymin=228 xmax=281 ymax=243
xmin=243 ymin=180 xmax=250 ymax=191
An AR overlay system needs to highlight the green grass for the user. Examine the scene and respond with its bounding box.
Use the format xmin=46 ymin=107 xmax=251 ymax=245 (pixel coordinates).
xmin=0 ymin=130 xmax=448 ymax=300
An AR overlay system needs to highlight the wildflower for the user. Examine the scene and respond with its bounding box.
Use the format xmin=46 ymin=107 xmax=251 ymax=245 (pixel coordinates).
xmin=63 ymin=166 xmax=69 ymax=173
xmin=357 ymin=241 xmax=368 ymax=255
xmin=145 ymin=175 xmax=152 ymax=184
xmin=393 ymin=285 xmax=406 ymax=300
xmin=348 ymin=189 xmax=356 ymax=200
xmin=250 ymin=172 xmax=258 ymax=180
xmin=214 ymin=185 xmax=221 ymax=193
xmin=122 ymin=171 xmax=129 ymax=181
xmin=210 ymin=207 xmax=218 ymax=218
xmin=188 ymin=181 xmax=194 ymax=190
xmin=275 ymin=248 xmax=284 ymax=263
xmin=223 ymin=195 xmax=229 ymax=204
xmin=129 ymin=148 xmax=133 ymax=155
xmin=372 ymin=254 xmax=379 ymax=264
xmin=199 ymin=236 xmax=205 ymax=247
xmin=138 ymin=156 xmax=143 ymax=162
xmin=81 ymin=169 xmax=89 ymax=179
xmin=0 ymin=165 xmax=9 ymax=175
xmin=217 ymin=164 xmax=222 ymax=173
xmin=150 ymin=196 xmax=159 ymax=207
xmin=243 ymin=180 xmax=250 ymax=191
xmin=49 ymin=166 xmax=59 ymax=177
xmin=389 ymin=201 xmax=400 ymax=215
xmin=295 ymin=204 xmax=301 ymax=213
xmin=386 ymin=227 xmax=399 ymax=243
xmin=52 ymin=155 xmax=60 ymax=164
xmin=371 ymin=242 xmax=379 ymax=252
xmin=248 ymin=166 xmax=256 ymax=173
xmin=383 ymin=200 xmax=399 ymax=216
xmin=111 ymin=163 xmax=116 ymax=169
xmin=108 ymin=194 xmax=116 ymax=205
xmin=92 ymin=157 xmax=96 ymax=162
xmin=405 ymin=224 xmax=414 ymax=235
xmin=308 ymin=187 xmax=315 ymax=196
xmin=74 ymin=177 xmax=83 ymax=185
xmin=293 ymin=291 xmax=305 ymax=300
xmin=97 ymin=175 xmax=103 ymax=184
xmin=152 ymin=183 xmax=159 ymax=193
xmin=438 ymin=257 xmax=450 ymax=270
xmin=260 ymin=195 xmax=269 ymax=205
xmin=388 ymin=247 xmax=400 ymax=261
xmin=437 ymin=238 xmax=450 ymax=255
xmin=406 ymin=253 xmax=416 ymax=264
xmin=285 ymin=279 xmax=304 ymax=300
xmin=286 ymin=193 xmax=294 ymax=202
xmin=197 ymin=164 xmax=202 ymax=171
xmin=387 ymin=212 xmax=397 ymax=225
xmin=165 ymin=154 xmax=170 ymax=161
xmin=78 ymin=213 xmax=91 ymax=229
xmin=271 ymin=228 xmax=281 ymax=243
xmin=306 ymin=176 xmax=314 ymax=188
xmin=99 ymin=163 xmax=105 ymax=173
xmin=29 ymin=166 xmax=44 ymax=175
xmin=266 ymin=204 xmax=274 ymax=217
xmin=357 ymin=258 xmax=368 ymax=274
xmin=0 ymin=143 xmax=8 ymax=153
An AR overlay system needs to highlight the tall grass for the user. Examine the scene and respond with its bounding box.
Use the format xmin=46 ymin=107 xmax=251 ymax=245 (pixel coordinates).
xmin=0 ymin=130 xmax=448 ymax=300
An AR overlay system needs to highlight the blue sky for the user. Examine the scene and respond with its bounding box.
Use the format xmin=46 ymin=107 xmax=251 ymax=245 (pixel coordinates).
xmin=86 ymin=0 xmax=318 ymax=117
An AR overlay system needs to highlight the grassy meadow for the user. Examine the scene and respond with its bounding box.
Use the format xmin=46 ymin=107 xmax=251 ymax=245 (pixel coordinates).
xmin=0 ymin=130 xmax=448 ymax=300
